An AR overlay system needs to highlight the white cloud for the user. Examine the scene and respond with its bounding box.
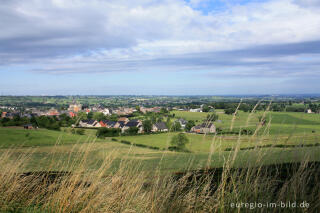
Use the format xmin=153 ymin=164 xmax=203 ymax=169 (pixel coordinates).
xmin=0 ymin=0 xmax=320 ymax=78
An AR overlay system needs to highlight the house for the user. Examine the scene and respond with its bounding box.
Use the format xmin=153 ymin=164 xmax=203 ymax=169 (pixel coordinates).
xmin=140 ymin=107 xmax=161 ymax=114
xmin=47 ymin=108 xmax=60 ymax=116
xmin=191 ymin=123 xmax=216 ymax=134
xmin=99 ymin=120 xmax=107 ymax=127
xmin=114 ymin=121 xmax=126 ymax=129
xmin=100 ymin=108 xmax=110 ymax=116
xmin=152 ymin=122 xmax=168 ymax=132
xmin=79 ymin=119 xmax=100 ymax=128
xmin=69 ymin=111 xmax=76 ymax=118
xmin=68 ymin=104 xmax=82 ymax=112
xmin=306 ymin=109 xmax=313 ymax=114
xmin=1 ymin=112 xmax=19 ymax=119
xmin=1 ymin=112 xmax=7 ymax=118
xmin=114 ymin=108 xmax=134 ymax=115
xmin=24 ymin=124 xmax=34 ymax=129
xmin=177 ymin=118 xmax=187 ymax=128
xmin=118 ymin=117 xmax=129 ymax=123
xmin=99 ymin=120 xmax=117 ymax=128
xmin=190 ymin=108 xmax=202 ymax=112
xmin=122 ymin=120 xmax=143 ymax=133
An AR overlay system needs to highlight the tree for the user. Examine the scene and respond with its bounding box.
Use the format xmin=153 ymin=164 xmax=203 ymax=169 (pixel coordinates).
xmin=170 ymin=133 xmax=189 ymax=150
xmin=135 ymin=106 xmax=141 ymax=112
xmin=124 ymin=127 xmax=139 ymax=135
xmin=47 ymin=122 xmax=60 ymax=131
xmin=171 ymin=121 xmax=181 ymax=132
xmin=92 ymin=112 xmax=106 ymax=121
xmin=224 ymin=108 xmax=236 ymax=115
xmin=96 ymin=128 xmax=120 ymax=138
xmin=160 ymin=107 xmax=168 ymax=114
xmin=108 ymin=114 xmax=119 ymax=122
xmin=77 ymin=112 xmax=87 ymax=121
xmin=142 ymin=120 xmax=152 ymax=133
xmin=202 ymin=105 xmax=210 ymax=112
xmin=185 ymin=120 xmax=195 ymax=132
xmin=87 ymin=112 xmax=94 ymax=119
xmin=206 ymin=113 xmax=218 ymax=122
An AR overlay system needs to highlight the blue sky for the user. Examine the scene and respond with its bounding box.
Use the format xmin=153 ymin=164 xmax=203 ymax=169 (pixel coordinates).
xmin=1 ymin=0 xmax=320 ymax=95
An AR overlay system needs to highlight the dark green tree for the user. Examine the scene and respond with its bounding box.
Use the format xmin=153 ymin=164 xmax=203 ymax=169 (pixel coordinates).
xmin=206 ymin=113 xmax=219 ymax=122
xmin=185 ymin=120 xmax=195 ymax=132
xmin=171 ymin=122 xmax=181 ymax=132
xmin=224 ymin=108 xmax=236 ymax=115
xmin=142 ymin=120 xmax=152 ymax=133
xmin=170 ymin=133 xmax=189 ymax=150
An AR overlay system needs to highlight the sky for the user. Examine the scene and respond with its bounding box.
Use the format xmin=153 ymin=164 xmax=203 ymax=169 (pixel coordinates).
xmin=1 ymin=0 xmax=320 ymax=95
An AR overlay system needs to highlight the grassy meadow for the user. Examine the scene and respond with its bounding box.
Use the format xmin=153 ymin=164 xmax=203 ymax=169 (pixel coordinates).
xmin=1 ymin=110 xmax=320 ymax=172
xmin=0 ymin=110 xmax=320 ymax=212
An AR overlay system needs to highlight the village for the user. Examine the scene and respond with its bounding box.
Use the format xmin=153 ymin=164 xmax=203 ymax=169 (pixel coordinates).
xmin=0 ymin=102 xmax=217 ymax=135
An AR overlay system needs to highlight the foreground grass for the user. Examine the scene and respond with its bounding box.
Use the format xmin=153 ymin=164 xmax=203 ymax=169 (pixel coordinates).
xmin=0 ymin=141 xmax=319 ymax=212
xmin=1 ymin=140 xmax=320 ymax=174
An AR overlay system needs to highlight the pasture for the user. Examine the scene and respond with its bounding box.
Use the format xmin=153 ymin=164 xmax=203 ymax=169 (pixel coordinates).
xmin=171 ymin=110 xmax=320 ymax=134
xmin=1 ymin=110 xmax=320 ymax=173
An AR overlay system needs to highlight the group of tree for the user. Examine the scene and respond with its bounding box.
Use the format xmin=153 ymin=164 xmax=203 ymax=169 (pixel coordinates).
xmin=96 ymin=128 xmax=121 ymax=138
xmin=0 ymin=113 xmax=79 ymax=131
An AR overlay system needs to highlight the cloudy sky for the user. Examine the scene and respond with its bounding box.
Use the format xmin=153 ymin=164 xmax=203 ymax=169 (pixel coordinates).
xmin=1 ymin=0 xmax=320 ymax=95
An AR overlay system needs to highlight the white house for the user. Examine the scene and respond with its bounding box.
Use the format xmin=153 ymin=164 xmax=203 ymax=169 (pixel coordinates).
xmin=190 ymin=108 xmax=202 ymax=112
xmin=79 ymin=120 xmax=101 ymax=128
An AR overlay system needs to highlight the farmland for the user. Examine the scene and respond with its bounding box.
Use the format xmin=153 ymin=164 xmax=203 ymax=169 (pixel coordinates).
xmin=1 ymin=110 xmax=320 ymax=174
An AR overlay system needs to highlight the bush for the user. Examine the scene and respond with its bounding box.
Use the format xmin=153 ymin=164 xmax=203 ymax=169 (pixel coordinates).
xmin=96 ymin=128 xmax=121 ymax=138
xmin=76 ymin=128 xmax=85 ymax=135
xmin=47 ymin=123 xmax=61 ymax=131
xmin=111 ymin=138 xmax=118 ymax=141
xmin=241 ymin=129 xmax=253 ymax=135
xmin=120 ymin=140 xmax=131 ymax=145
xmin=124 ymin=127 xmax=139 ymax=136
xmin=224 ymin=108 xmax=236 ymax=115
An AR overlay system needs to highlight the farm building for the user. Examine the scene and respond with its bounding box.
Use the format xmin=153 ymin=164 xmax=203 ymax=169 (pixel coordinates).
xmin=177 ymin=118 xmax=187 ymax=128
xmin=190 ymin=108 xmax=202 ymax=112
xmin=191 ymin=123 xmax=216 ymax=134
xmin=24 ymin=124 xmax=34 ymax=129
xmin=152 ymin=122 xmax=168 ymax=132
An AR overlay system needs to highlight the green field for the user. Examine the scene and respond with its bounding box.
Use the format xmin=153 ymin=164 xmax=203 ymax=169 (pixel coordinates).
xmin=1 ymin=111 xmax=320 ymax=173
xmin=172 ymin=110 xmax=320 ymax=134
xmin=0 ymin=127 xmax=100 ymax=148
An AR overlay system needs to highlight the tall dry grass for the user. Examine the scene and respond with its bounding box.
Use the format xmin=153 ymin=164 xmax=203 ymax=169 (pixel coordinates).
xmin=0 ymin=104 xmax=319 ymax=212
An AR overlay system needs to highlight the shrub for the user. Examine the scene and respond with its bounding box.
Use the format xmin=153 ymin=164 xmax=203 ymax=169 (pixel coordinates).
xmin=120 ymin=140 xmax=131 ymax=145
xmin=224 ymin=108 xmax=236 ymax=115
xmin=96 ymin=128 xmax=121 ymax=138
xmin=76 ymin=129 xmax=85 ymax=135
xmin=124 ymin=127 xmax=139 ymax=136
xmin=241 ymin=129 xmax=253 ymax=135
